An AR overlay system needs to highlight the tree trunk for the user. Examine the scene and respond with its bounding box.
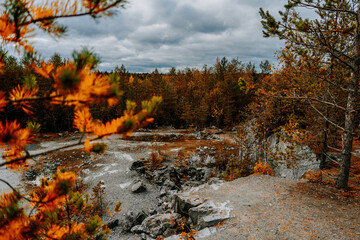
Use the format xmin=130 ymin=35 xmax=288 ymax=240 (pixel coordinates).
xmin=336 ymin=2 xmax=360 ymax=188
xmin=337 ymin=70 xmax=358 ymax=188
xmin=320 ymin=120 xmax=329 ymax=170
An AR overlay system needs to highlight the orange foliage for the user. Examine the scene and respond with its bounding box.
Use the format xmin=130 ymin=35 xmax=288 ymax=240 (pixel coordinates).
xmin=34 ymin=61 xmax=119 ymax=108
xmin=74 ymin=107 xmax=94 ymax=133
xmin=253 ymin=159 xmax=274 ymax=176
xmin=30 ymin=169 xmax=77 ymax=212
xmin=144 ymin=152 xmax=164 ymax=171
xmin=0 ymin=0 xmax=160 ymax=239
xmin=9 ymin=84 xmax=38 ymax=114
xmin=304 ymin=170 xmax=324 ymax=183
xmin=0 ymin=121 xmax=32 ymax=169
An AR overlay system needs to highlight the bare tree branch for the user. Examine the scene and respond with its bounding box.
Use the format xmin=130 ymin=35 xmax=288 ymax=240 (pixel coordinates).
xmin=307 ymin=99 xmax=345 ymax=131
xmin=263 ymin=92 xmax=346 ymax=111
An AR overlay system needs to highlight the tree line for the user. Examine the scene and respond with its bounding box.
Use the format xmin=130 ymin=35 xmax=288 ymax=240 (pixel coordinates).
xmin=0 ymin=53 xmax=272 ymax=131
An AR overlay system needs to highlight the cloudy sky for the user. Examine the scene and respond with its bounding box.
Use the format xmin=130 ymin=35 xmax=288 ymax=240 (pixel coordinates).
xmin=13 ymin=0 xmax=286 ymax=72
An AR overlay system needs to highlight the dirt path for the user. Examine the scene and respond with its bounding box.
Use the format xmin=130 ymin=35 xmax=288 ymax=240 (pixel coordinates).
xmin=190 ymin=175 xmax=360 ymax=240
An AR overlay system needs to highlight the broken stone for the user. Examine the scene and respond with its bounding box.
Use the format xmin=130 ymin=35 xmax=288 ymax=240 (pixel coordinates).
xmin=148 ymin=208 xmax=157 ymax=216
xmin=132 ymin=213 xmax=181 ymax=238
xmin=207 ymin=177 xmax=223 ymax=185
xmin=122 ymin=210 xmax=148 ymax=232
xmin=23 ymin=169 xmax=38 ymax=181
xmin=131 ymin=225 xmax=143 ymax=234
xmin=209 ymin=151 xmax=216 ymax=156
xmin=159 ymin=187 xmax=167 ymax=197
xmin=163 ymin=228 xmax=177 ymax=237
xmin=106 ymin=219 xmax=119 ymax=229
xmin=172 ymin=194 xmax=205 ymax=215
xmin=140 ymin=233 xmax=155 ymax=240
xmin=188 ymin=202 xmax=214 ymax=226
xmin=164 ymin=179 xmax=176 ymax=189
xmin=215 ymin=130 xmax=223 ymax=134
xmin=205 ymin=156 xmax=216 ymax=166
xmin=203 ymin=168 xmax=212 ymax=180
xmin=132 ymin=181 xmax=147 ymax=193
xmin=199 ymin=211 xmax=230 ymax=229
xmin=130 ymin=161 xmax=145 ymax=173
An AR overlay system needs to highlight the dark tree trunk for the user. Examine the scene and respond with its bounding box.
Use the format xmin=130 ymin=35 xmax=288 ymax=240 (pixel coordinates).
xmin=337 ymin=70 xmax=358 ymax=188
xmin=320 ymin=120 xmax=329 ymax=170
xmin=336 ymin=12 xmax=360 ymax=187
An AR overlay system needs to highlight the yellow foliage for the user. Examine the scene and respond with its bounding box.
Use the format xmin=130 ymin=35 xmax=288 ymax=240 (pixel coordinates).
xmin=253 ymin=159 xmax=274 ymax=176
xmin=9 ymin=84 xmax=38 ymax=114
xmin=304 ymin=170 xmax=324 ymax=183
xmin=0 ymin=1 xmax=160 ymax=239
xmin=30 ymin=169 xmax=77 ymax=212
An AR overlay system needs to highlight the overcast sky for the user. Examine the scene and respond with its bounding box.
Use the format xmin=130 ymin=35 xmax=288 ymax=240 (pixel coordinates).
xmin=10 ymin=0 xmax=286 ymax=73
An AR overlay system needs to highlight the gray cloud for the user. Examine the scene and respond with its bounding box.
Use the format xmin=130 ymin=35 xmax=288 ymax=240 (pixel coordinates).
xmin=21 ymin=0 xmax=287 ymax=72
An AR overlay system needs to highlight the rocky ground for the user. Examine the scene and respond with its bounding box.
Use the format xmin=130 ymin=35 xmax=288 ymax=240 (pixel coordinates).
xmin=1 ymin=128 xmax=360 ymax=239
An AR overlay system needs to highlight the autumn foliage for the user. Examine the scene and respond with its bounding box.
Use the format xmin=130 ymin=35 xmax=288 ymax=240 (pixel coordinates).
xmin=253 ymin=159 xmax=274 ymax=176
xmin=0 ymin=0 xmax=162 ymax=239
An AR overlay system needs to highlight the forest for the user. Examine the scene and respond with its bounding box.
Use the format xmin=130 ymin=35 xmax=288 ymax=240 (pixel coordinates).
xmin=0 ymin=53 xmax=266 ymax=131
xmin=1 ymin=0 xmax=360 ymax=239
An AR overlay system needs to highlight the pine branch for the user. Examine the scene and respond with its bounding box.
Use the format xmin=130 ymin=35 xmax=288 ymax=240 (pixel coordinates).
xmin=295 ymin=1 xmax=357 ymax=16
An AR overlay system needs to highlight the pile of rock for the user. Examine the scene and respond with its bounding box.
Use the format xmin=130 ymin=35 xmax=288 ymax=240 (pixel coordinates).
xmin=130 ymin=160 xmax=210 ymax=192
xmin=117 ymin=151 xmax=232 ymax=239
xmin=193 ymin=130 xmax=219 ymax=140
xmin=119 ymin=181 xmax=231 ymax=239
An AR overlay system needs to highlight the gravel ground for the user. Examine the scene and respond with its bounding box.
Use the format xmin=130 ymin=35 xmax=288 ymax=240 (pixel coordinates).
xmin=3 ymin=130 xmax=359 ymax=240
xmin=191 ymin=175 xmax=360 ymax=240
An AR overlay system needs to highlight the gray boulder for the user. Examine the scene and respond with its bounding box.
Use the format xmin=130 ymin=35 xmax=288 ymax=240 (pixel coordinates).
xmin=190 ymin=200 xmax=232 ymax=229
xmin=132 ymin=181 xmax=147 ymax=193
xmin=122 ymin=210 xmax=148 ymax=232
xmin=131 ymin=213 xmax=182 ymax=237
xmin=268 ymin=134 xmax=320 ymax=179
xmin=172 ymin=194 xmax=205 ymax=215
xmin=188 ymin=202 xmax=214 ymax=226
